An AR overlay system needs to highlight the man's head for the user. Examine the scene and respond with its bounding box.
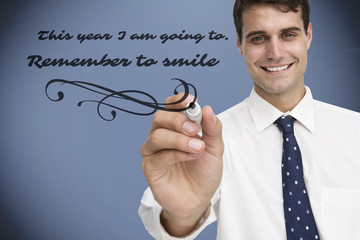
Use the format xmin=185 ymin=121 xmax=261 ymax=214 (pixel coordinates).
xmin=233 ymin=0 xmax=313 ymax=112
xmin=234 ymin=0 xmax=310 ymax=44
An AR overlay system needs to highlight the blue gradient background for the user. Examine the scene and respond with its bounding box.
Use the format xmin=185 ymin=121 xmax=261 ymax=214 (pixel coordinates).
xmin=0 ymin=1 xmax=359 ymax=239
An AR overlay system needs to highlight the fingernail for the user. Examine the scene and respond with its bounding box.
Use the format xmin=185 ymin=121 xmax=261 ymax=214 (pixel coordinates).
xmin=188 ymin=138 xmax=204 ymax=152
xmin=183 ymin=121 xmax=197 ymax=135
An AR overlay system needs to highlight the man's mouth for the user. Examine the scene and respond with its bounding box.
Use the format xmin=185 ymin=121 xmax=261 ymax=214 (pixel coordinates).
xmin=261 ymin=63 xmax=293 ymax=72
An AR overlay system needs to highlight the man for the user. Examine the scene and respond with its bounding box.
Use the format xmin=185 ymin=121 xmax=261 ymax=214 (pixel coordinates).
xmin=139 ymin=0 xmax=360 ymax=239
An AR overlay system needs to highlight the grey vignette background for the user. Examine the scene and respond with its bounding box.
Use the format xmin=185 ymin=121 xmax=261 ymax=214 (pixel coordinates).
xmin=0 ymin=0 xmax=359 ymax=239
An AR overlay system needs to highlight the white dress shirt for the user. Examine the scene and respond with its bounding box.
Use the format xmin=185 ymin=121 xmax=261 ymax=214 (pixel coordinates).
xmin=139 ymin=87 xmax=360 ymax=240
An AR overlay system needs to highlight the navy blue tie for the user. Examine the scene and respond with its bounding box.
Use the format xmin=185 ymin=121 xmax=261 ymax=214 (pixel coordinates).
xmin=275 ymin=116 xmax=320 ymax=240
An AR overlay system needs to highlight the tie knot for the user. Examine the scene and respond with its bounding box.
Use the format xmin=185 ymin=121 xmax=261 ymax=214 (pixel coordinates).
xmin=275 ymin=116 xmax=294 ymax=134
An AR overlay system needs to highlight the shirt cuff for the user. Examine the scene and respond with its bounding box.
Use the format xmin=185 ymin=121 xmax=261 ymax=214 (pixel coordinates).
xmin=139 ymin=187 xmax=215 ymax=240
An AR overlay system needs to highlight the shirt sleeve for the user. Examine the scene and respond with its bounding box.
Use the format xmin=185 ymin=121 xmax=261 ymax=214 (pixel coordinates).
xmin=138 ymin=187 xmax=219 ymax=240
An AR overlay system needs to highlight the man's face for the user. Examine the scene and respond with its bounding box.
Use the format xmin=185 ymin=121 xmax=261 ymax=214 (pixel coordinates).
xmin=237 ymin=4 xmax=312 ymax=103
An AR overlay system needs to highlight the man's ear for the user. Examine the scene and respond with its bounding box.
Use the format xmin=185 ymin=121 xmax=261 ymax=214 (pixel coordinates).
xmin=306 ymin=22 xmax=313 ymax=50
xmin=236 ymin=34 xmax=244 ymax=55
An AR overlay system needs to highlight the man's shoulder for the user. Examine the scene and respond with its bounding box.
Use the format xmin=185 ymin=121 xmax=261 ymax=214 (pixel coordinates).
xmin=313 ymin=99 xmax=360 ymax=120
xmin=313 ymin=100 xmax=360 ymax=135
xmin=217 ymin=98 xmax=250 ymax=123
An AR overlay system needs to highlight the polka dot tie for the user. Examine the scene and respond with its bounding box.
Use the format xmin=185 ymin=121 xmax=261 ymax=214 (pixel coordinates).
xmin=275 ymin=116 xmax=320 ymax=240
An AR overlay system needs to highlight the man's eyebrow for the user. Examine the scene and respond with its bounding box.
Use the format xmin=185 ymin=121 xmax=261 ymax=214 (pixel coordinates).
xmin=245 ymin=31 xmax=267 ymax=40
xmin=245 ymin=27 xmax=302 ymax=40
xmin=281 ymin=26 xmax=302 ymax=32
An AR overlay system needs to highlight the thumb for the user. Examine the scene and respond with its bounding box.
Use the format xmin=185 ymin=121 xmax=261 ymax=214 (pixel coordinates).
xmin=201 ymin=106 xmax=223 ymax=153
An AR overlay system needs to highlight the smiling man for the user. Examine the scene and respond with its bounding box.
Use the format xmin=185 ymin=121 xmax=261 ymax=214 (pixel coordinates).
xmin=139 ymin=0 xmax=360 ymax=239
xmin=238 ymin=2 xmax=312 ymax=112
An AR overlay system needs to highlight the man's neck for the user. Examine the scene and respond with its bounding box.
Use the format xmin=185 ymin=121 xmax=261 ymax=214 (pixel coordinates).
xmin=254 ymin=84 xmax=306 ymax=113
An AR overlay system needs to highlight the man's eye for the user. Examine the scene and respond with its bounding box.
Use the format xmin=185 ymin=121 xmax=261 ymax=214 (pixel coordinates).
xmin=252 ymin=36 xmax=265 ymax=42
xmin=283 ymin=33 xmax=295 ymax=38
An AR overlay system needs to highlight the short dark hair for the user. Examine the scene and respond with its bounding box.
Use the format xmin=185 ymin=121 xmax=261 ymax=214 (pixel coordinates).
xmin=233 ymin=0 xmax=310 ymax=43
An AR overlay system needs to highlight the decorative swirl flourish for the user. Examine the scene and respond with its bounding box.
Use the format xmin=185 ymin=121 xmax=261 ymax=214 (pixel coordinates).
xmin=45 ymin=78 xmax=197 ymax=121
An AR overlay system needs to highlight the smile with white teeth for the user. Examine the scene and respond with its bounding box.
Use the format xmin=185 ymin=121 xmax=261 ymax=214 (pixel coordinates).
xmin=262 ymin=64 xmax=292 ymax=72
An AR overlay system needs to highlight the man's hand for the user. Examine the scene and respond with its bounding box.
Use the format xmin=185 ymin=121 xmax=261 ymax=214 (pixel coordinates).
xmin=140 ymin=93 xmax=223 ymax=237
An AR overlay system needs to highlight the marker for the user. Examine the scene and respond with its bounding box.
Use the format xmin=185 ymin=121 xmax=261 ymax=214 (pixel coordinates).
xmin=186 ymin=102 xmax=202 ymax=136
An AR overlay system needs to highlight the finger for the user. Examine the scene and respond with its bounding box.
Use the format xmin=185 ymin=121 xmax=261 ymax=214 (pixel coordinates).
xmin=143 ymin=149 xmax=201 ymax=172
xmin=147 ymin=92 xmax=198 ymax=136
xmin=149 ymin=110 xmax=199 ymax=136
xmin=164 ymin=92 xmax=196 ymax=110
xmin=141 ymin=128 xmax=205 ymax=157
xmin=201 ymin=106 xmax=223 ymax=154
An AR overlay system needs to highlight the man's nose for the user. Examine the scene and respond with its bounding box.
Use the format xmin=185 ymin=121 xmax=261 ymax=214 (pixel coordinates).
xmin=266 ymin=38 xmax=283 ymax=60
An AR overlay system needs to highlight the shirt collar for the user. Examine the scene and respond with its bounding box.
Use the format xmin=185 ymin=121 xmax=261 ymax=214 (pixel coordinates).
xmin=247 ymin=86 xmax=314 ymax=133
